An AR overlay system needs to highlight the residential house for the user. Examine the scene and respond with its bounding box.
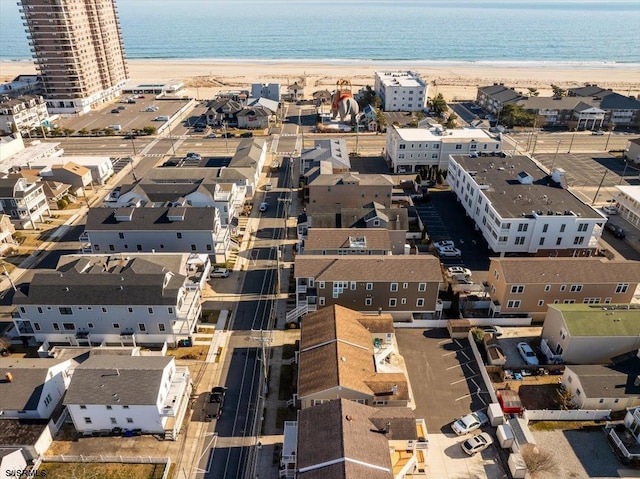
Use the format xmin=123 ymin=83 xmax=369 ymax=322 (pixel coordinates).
xmin=64 ymin=355 xmax=192 ymax=440
xmin=236 ymin=106 xmax=270 ymax=129
xmin=568 ymin=85 xmax=640 ymax=127
xmin=281 ymin=398 xmax=428 ymax=478
xmin=515 ymin=96 xmax=605 ymax=130
xmin=448 ymin=155 xmax=605 ymax=255
xmin=606 ymin=406 xmax=640 ymax=461
xmin=386 ymin=125 xmax=502 ymax=173
xmin=301 ymin=228 xmax=399 ymax=255
xmin=297 ymin=305 xmax=409 ymax=409
xmin=307 ymin=173 xmax=394 ymax=208
xmin=613 ymin=185 xmax=640 ymax=229
xmin=286 ymin=82 xmax=304 ymax=101
xmin=476 ymin=84 xmax=524 ymax=115
xmin=80 ymin=206 xmax=230 ymax=263
xmin=312 ymin=89 xmax=332 ymax=106
xmin=12 ymin=253 xmax=209 ymax=347
xmin=291 ymin=255 xmax=443 ymax=321
xmin=113 ymin=171 xmax=244 ymax=227
xmin=251 ymin=83 xmax=281 ymax=102
xmin=297 ymin=202 xmax=410 ymax=248
xmin=374 ymin=71 xmax=428 ymax=112
xmin=0 ymin=357 xmax=75 ymax=419
xmin=223 ymin=138 xmax=267 ymax=196
xmin=0 ymin=96 xmax=49 ymax=135
xmin=246 ymin=96 xmax=278 ymax=115
xmin=41 ymin=180 xmax=72 ymax=209
xmin=37 ymin=161 xmax=92 ymax=194
xmin=561 ymin=359 xmax=640 ymax=412
xmin=0 ymin=214 xmax=16 ymax=254
xmin=0 ymin=74 xmax=42 ymax=99
xmin=541 ymin=304 xmax=640 ymax=364
xmin=0 ymin=175 xmax=50 ymax=229
xmin=626 ymin=138 xmax=640 ymax=165
xmin=300 ymin=139 xmax=351 ymax=176
xmin=0 ymin=135 xmax=25 ymax=163
xmin=29 ymin=156 xmax=113 ymax=185
xmin=204 ymin=99 xmax=243 ymax=126
xmin=0 ymin=139 xmax=62 ymax=173
xmin=486 ymin=258 xmax=640 ymax=320
xmin=0 ymin=448 xmax=27 ymax=478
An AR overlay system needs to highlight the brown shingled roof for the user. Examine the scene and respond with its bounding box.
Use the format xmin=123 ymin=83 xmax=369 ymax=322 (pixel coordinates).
xmin=295 ymin=255 xmax=443 ymax=282
xmin=304 ymin=228 xmax=391 ymax=252
xmin=493 ymin=257 xmax=640 ymax=284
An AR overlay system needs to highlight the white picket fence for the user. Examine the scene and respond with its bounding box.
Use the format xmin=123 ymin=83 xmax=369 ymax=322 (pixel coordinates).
xmin=524 ymin=408 xmax=611 ymax=422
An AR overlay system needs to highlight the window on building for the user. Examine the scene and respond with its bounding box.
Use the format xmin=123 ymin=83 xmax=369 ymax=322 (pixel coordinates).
xmin=87 ymin=323 xmax=94 ymax=328
xmin=59 ymin=307 xmax=72 ymax=315
xmin=350 ymin=281 xmax=356 ymax=290
xmin=515 ymin=236 xmax=525 ymax=245
xmin=33 ymin=322 xmax=41 ymax=331
xmin=52 ymin=323 xmax=60 ymax=331
xmin=416 ymin=298 xmax=425 ymax=307
xmin=570 ymin=285 xmax=583 ymax=292
xmin=539 ymin=237 xmax=545 ymax=245
xmin=365 ymin=298 xmax=372 ymax=306
xmin=365 ymin=282 xmax=373 ymax=291
xmin=128 ymin=307 xmax=133 ymax=313
xmin=62 ymin=323 xmax=75 ymax=330
xmin=506 ymin=300 xmax=521 ymax=308
xmin=418 ymin=283 xmax=426 ymax=292
xmin=138 ymin=323 xmax=146 ymax=332
xmin=148 ymin=307 xmax=154 ymax=314
xmin=544 ymin=285 xmax=551 ymax=292
xmin=126 ymin=418 xmax=134 ymax=423
xmin=615 ymin=283 xmax=629 ymax=294
xmin=168 ymin=307 xmax=173 ymax=314
xmin=537 ymin=300 xmax=544 ymax=306
xmin=112 ymin=323 xmax=120 ymax=329
xmin=560 ymin=224 xmax=566 ymax=233
xmin=80 ymin=405 xmax=87 ymax=409
xmin=517 ymin=223 xmax=528 ymax=232
xmin=389 ymin=298 xmax=397 ymax=307
xmin=159 ymin=323 xmax=166 ymax=332
xmin=542 ymin=224 xmax=549 ymax=233
xmin=510 ymin=285 xmax=525 ymax=294
xmin=118 ymin=232 xmax=124 ymax=239
xmin=84 ymin=417 xmax=92 ymax=424
xmin=319 ymin=297 xmax=325 ymax=306
xmin=110 ymin=418 xmax=117 ymax=424
xmin=176 ymin=232 xmax=182 ymax=239
xmin=556 ymin=237 xmax=562 ymax=246
xmin=573 ymin=236 xmax=584 ymax=245
xmin=106 ymin=405 xmax=112 ymax=410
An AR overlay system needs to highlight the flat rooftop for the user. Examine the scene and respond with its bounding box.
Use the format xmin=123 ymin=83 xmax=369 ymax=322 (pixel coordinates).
xmin=451 ymin=155 xmax=603 ymax=220
xmin=395 ymin=126 xmax=495 ymax=142
xmin=551 ymin=304 xmax=640 ymax=337
xmin=376 ymin=71 xmax=425 ymax=88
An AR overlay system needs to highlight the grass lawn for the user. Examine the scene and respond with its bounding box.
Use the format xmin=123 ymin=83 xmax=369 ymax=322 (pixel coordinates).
xmin=42 ymin=462 xmax=166 ymax=479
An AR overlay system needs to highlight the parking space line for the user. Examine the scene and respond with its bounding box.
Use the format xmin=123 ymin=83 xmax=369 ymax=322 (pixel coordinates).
xmin=449 ymin=360 xmax=474 ymax=369
xmin=451 ymin=373 xmax=479 ymax=385
xmin=442 ymin=350 xmax=460 ymax=357
xmin=438 ymin=339 xmax=452 ymax=345
xmin=455 ymin=393 xmax=471 ymax=402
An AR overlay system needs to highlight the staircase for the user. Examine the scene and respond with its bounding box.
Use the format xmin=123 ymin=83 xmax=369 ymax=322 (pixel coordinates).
xmin=286 ymin=304 xmax=308 ymax=323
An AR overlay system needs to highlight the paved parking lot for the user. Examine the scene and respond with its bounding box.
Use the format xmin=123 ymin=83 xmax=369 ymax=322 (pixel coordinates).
xmin=57 ymin=97 xmax=191 ymax=133
xmin=396 ymin=329 xmax=506 ymax=479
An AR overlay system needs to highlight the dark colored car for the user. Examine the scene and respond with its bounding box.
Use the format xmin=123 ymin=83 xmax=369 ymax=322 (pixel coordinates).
xmin=205 ymin=386 xmax=227 ymax=421
xmin=124 ymin=134 xmax=137 ymax=140
xmin=240 ymin=132 xmax=253 ymax=138
xmin=223 ymin=132 xmax=235 ymax=138
xmin=110 ymin=109 xmax=120 ymax=113
xmin=605 ymin=223 xmax=626 ymax=239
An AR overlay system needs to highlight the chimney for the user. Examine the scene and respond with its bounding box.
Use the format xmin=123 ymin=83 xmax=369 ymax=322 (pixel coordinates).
xmin=5 ymin=372 xmax=13 ymax=382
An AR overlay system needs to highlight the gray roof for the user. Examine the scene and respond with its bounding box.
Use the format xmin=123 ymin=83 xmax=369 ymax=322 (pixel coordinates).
xmin=229 ymin=139 xmax=265 ymax=168
xmin=0 ymin=358 xmax=69 ymax=412
xmin=63 ymin=356 xmax=172 ymax=406
xmin=305 ymin=203 xmax=409 ymax=231
xmin=478 ymin=85 xmax=524 ymax=104
xmin=451 ymin=155 xmax=602 ymax=219
xmin=13 ymin=256 xmax=185 ymax=306
xmin=84 ymin=206 xmax=217 ymax=231
xmin=309 ymin=172 xmax=394 ymax=187
xmin=516 ymin=96 xmax=601 ymax=112
xmin=236 ymin=106 xmax=270 ymax=118
xmin=301 ymin=139 xmax=351 ymax=172
xmin=566 ymin=358 xmax=640 ymax=398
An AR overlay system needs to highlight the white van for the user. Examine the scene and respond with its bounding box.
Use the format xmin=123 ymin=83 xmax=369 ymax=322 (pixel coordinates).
xmin=154 ymin=116 xmax=170 ymax=121
xmin=107 ymin=124 xmax=122 ymax=131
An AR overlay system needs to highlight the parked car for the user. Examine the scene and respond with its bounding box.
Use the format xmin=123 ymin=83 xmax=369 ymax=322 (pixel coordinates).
xmin=123 ymin=134 xmax=137 ymax=140
xmin=240 ymin=132 xmax=253 ymax=138
xmin=210 ymin=268 xmax=230 ymax=278
xmin=259 ymin=202 xmax=269 ymax=212
xmin=602 ymin=206 xmax=618 ymax=215
xmin=110 ymin=109 xmax=120 ymax=114
xmin=186 ymin=152 xmax=201 ymax=160
xmin=461 ymin=433 xmax=493 ymax=455
xmin=117 ymin=105 xmax=126 ymax=110
xmin=517 ymin=342 xmax=539 ymax=366
xmin=207 ymin=133 xmax=217 ymax=138
xmin=451 ymin=411 xmax=489 ymax=435
xmin=205 ymin=386 xmax=227 ymax=420
xmin=145 ymin=106 xmax=159 ymax=112
xmin=437 ymin=246 xmax=462 ymax=258
xmin=434 ymin=240 xmax=455 ymax=249
xmin=446 ymin=266 xmax=472 ymax=277
xmin=223 ymin=132 xmax=235 ymax=138
xmin=480 ymin=326 xmax=503 ymax=337
xmin=592 ymin=130 xmax=604 ymax=136
xmin=605 ymin=223 xmax=625 ymax=239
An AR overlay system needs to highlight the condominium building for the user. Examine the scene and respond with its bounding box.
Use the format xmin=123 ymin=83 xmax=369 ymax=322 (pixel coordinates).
xmin=0 ymin=95 xmax=50 ymax=135
xmin=374 ymin=71 xmax=428 ymax=112
xmin=20 ymin=0 xmax=129 ymax=114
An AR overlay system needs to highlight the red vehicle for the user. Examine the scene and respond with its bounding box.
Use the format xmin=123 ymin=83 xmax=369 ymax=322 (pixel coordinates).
xmin=496 ymin=389 xmax=522 ymax=414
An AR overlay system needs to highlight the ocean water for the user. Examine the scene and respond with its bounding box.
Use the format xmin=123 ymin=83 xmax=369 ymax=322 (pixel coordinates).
xmin=1 ymin=0 xmax=639 ymax=66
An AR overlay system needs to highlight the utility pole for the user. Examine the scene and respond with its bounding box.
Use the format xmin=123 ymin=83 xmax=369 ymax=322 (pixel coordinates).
xmin=568 ymin=131 xmax=576 ymax=153
xmin=591 ymin=170 xmax=608 ymax=205
xmin=223 ymin=121 xmax=229 ymax=155
xmin=550 ymin=140 xmax=561 ymax=172
xmin=619 ymin=159 xmax=629 ymax=185
xmin=250 ymin=329 xmax=273 ymax=394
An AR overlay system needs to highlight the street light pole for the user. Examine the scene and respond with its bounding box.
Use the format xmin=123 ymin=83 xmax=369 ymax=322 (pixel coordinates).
xmin=605 ymin=126 xmax=615 ymax=151
xmin=568 ymin=131 xmax=576 ymax=153
xmin=550 ymin=140 xmax=561 ymax=172
xmin=223 ymin=121 xmax=229 ymax=155
xmin=619 ymin=159 xmax=629 ymax=185
xmin=129 ymin=131 xmax=137 ymax=156
xmin=167 ymin=121 xmax=176 ymax=156
xmin=591 ymin=170 xmax=608 ymax=205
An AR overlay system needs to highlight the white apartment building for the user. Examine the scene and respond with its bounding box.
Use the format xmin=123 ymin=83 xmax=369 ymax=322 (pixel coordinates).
xmin=614 ymin=185 xmax=640 ymax=229
xmin=20 ymin=0 xmax=129 ymax=114
xmin=386 ymin=125 xmax=502 ymax=172
xmin=0 ymin=96 xmax=50 ymax=135
xmin=448 ymin=155 xmax=605 ymax=255
xmin=64 ymin=355 xmax=192 ymax=440
xmin=0 ymin=175 xmax=50 ymax=229
xmin=12 ymin=253 xmax=209 ymax=347
xmin=81 ymin=206 xmax=231 ymax=264
xmin=374 ymin=71 xmax=428 ymax=112
xmin=251 ymin=83 xmax=281 ymax=102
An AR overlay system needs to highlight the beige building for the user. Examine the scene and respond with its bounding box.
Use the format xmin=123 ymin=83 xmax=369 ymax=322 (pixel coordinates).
xmin=297 ymin=305 xmax=409 ymax=410
xmin=20 ymin=0 xmax=129 ymax=114
xmin=541 ymin=304 xmax=640 ymax=364
xmin=291 ymin=255 xmax=443 ymax=322
xmin=301 ymin=228 xmax=400 ymax=255
xmin=487 ymin=258 xmax=640 ymax=321
xmin=307 ymin=173 xmax=394 ymax=208
xmin=0 ymin=95 xmax=49 ymax=135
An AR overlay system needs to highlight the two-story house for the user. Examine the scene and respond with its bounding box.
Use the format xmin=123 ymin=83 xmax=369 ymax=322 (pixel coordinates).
xmin=386 ymin=125 xmax=502 ymax=173
xmin=291 ymin=255 xmax=443 ymax=322
xmin=30 ymin=156 xmax=113 ymax=186
xmin=0 ymin=175 xmax=50 ymax=229
xmin=80 ymin=206 xmax=230 ymax=264
xmin=301 ymin=228 xmax=400 ymax=255
xmin=569 ymin=85 xmax=640 ymax=127
xmin=37 ymin=161 xmax=93 ymax=195
xmin=64 ymin=355 xmax=191 ymax=440
xmin=487 ymin=257 xmax=640 ymax=320
xmin=541 ymin=304 xmax=640 ymax=364
xmin=515 ymin=96 xmax=605 ymax=130
xmin=300 ymin=139 xmax=351 ymax=175
xmin=281 ymin=399 xmax=428 ymax=479
xmin=204 ymin=99 xmax=243 ymax=126
xmin=12 ymin=253 xmax=209 ymax=348
xmin=448 ymin=155 xmax=605 ymax=255
xmin=307 ymin=173 xmax=394 ymax=208
xmin=0 ymin=357 xmax=75 ymax=419
xmin=297 ymin=305 xmax=409 ymax=409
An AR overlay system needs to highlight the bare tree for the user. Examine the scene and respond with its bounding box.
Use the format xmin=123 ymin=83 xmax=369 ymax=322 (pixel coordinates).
xmin=556 ymin=385 xmax=577 ymax=410
xmin=520 ymin=444 xmax=560 ymax=477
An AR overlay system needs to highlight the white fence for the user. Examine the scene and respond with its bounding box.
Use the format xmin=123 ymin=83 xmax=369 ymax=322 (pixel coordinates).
xmin=523 ymin=409 xmax=611 ymax=422
xmin=467 ymin=330 xmax=499 ymax=404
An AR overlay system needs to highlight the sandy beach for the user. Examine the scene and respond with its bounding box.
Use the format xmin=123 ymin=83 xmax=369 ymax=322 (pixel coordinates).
xmin=1 ymin=59 xmax=639 ymax=102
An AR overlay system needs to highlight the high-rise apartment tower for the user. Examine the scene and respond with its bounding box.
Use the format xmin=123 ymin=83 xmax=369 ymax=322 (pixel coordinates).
xmin=19 ymin=0 xmax=129 ymax=114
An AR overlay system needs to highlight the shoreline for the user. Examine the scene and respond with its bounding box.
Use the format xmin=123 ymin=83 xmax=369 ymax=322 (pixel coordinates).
xmin=2 ymin=59 xmax=639 ymax=102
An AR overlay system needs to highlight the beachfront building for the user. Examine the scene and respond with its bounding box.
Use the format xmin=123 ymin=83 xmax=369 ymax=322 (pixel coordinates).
xmin=448 ymin=155 xmax=605 ymax=255
xmin=251 ymin=83 xmax=281 ymax=102
xmin=613 ymin=185 xmax=640 ymax=230
xmin=19 ymin=0 xmax=129 ymax=114
xmin=29 ymin=156 xmax=114 ymax=186
xmin=515 ymin=96 xmax=606 ymax=130
xmin=569 ymin=85 xmax=640 ymax=127
xmin=386 ymin=125 xmax=502 ymax=172
xmin=476 ymin=84 xmax=524 ymax=116
xmin=374 ymin=71 xmax=428 ymax=112
xmin=0 ymin=96 xmax=50 ymax=136
xmin=12 ymin=253 xmax=209 ymax=348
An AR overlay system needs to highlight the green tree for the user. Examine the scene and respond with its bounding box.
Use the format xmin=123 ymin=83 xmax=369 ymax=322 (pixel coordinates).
xmin=90 ymin=128 xmax=101 ymax=136
xmin=142 ymin=126 xmax=157 ymax=135
xmin=78 ymin=128 xmax=89 ymax=136
xmin=429 ymin=93 xmax=448 ymax=117
xmin=445 ymin=113 xmax=458 ymax=129
xmin=62 ymin=128 xmax=75 ymax=137
xmin=356 ymin=85 xmax=381 ymax=109
xmin=551 ymin=84 xmax=567 ymax=97
xmin=499 ymin=104 xmax=536 ymax=128
xmin=527 ymin=87 xmax=539 ymax=97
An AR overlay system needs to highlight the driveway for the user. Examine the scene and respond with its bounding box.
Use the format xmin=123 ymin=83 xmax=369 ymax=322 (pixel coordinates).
xmin=396 ymin=329 xmax=507 ymax=479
